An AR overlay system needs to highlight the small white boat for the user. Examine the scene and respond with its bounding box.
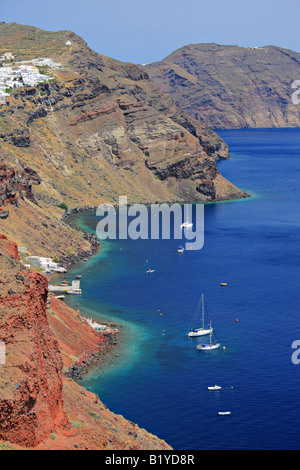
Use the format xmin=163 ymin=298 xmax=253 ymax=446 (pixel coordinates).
xmin=197 ymin=321 xmax=220 ymax=350
xmin=188 ymin=294 xmax=213 ymax=337
xmin=177 ymin=246 xmax=184 ymax=253
xmin=208 ymin=385 xmax=221 ymax=391
xmin=180 ymin=222 xmax=193 ymax=229
xmin=147 ymin=269 xmax=155 ymax=273
xmin=218 ymin=411 xmax=231 ymax=416
xmin=180 ymin=205 xmax=193 ymax=229
xmin=197 ymin=342 xmax=220 ymax=351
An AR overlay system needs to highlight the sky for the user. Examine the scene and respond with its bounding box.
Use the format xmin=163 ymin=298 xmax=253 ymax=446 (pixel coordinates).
xmin=1 ymin=0 xmax=300 ymax=64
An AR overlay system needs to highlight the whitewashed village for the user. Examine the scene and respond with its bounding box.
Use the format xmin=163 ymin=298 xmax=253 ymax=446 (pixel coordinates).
xmin=0 ymin=51 xmax=66 ymax=103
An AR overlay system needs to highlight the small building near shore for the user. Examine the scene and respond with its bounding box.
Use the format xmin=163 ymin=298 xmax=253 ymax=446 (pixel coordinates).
xmin=0 ymin=90 xmax=9 ymax=104
xmin=26 ymin=255 xmax=65 ymax=272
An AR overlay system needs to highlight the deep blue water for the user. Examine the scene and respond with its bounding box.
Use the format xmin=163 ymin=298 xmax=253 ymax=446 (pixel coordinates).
xmin=61 ymin=129 xmax=300 ymax=450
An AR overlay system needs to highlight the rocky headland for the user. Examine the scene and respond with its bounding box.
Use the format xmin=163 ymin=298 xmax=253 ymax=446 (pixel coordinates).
xmin=0 ymin=24 xmax=249 ymax=259
xmin=144 ymin=43 xmax=300 ymax=129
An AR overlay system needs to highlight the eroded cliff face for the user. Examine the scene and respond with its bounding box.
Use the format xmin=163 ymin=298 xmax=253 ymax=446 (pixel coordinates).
xmin=0 ymin=25 xmax=247 ymax=212
xmin=144 ymin=43 xmax=300 ymax=129
xmin=0 ymin=24 xmax=250 ymax=256
xmin=0 ymin=163 xmax=40 ymax=219
xmin=0 ymin=234 xmax=66 ymax=447
xmin=0 ymin=233 xmax=172 ymax=450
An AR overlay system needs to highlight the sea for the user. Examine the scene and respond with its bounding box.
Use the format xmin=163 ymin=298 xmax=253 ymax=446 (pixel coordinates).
xmin=58 ymin=128 xmax=300 ymax=450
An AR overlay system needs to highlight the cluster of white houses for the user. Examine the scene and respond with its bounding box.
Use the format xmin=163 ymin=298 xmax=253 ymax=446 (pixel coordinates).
xmin=0 ymin=64 xmax=52 ymax=90
xmin=0 ymin=55 xmax=56 ymax=104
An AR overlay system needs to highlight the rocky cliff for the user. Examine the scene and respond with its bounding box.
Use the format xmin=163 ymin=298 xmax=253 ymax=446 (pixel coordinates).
xmin=0 ymin=163 xmax=40 ymax=219
xmin=144 ymin=43 xmax=300 ymax=129
xmin=0 ymin=233 xmax=172 ymax=450
xmin=0 ymin=234 xmax=66 ymax=447
xmin=0 ymin=24 xmax=249 ymax=256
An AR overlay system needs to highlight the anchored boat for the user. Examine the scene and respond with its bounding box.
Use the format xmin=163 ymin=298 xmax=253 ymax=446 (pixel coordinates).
xmin=197 ymin=321 xmax=220 ymax=351
xmin=187 ymin=294 xmax=213 ymax=337
xmin=180 ymin=205 xmax=193 ymax=229
xmin=208 ymin=385 xmax=222 ymax=391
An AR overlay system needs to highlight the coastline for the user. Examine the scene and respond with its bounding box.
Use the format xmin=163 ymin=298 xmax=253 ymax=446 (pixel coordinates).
xmin=58 ymin=190 xmax=252 ymax=378
xmin=49 ymin=295 xmax=121 ymax=381
xmin=55 ymin=174 xmax=253 ymax=384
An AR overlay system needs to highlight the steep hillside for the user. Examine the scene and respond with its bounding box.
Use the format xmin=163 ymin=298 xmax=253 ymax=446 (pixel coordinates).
xmin=0 ymin=233 xmax=172 ymax=450
xmin=0 ymin=234 xmax=67 ymax=447
xmin=0 ymin=24 xmax=249 ymax=256
xmin=144 ymin=43 xmax=300 ymax=129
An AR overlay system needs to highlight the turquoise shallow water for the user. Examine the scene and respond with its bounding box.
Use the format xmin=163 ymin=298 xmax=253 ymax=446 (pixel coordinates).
xmin=59 ymin=128 xmax=300 ymax=449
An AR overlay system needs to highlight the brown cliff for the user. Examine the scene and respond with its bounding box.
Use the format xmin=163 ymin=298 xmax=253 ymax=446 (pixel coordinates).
xmin=0 ymin=25 xmax=249 ymax=257
xmin=0 ymin=163 xmax=40 ymax=219
xmin=144 ymin=43 xmax=300 ymax=129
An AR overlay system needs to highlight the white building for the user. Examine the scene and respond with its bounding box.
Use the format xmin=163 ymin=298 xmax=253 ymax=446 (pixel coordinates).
xmin=0 ymin=52 xmax=15 ymax=62
xmin=0 ymin=90 xmax=9 ymax=104
xmin=26 ymin=255 xmax=65 ymax=272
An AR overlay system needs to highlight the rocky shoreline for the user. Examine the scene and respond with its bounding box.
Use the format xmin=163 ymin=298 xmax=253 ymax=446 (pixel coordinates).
xmin=59 ymin=206 xmax=100 ymax=267
xmin=65 ymin=328 xmax=119 ymax=381
xmin=51 ymin=209 xmax=122 ymax=382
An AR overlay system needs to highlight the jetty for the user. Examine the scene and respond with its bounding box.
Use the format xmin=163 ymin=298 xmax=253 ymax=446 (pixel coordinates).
xmin=48 ymin=280 xmax=82 ymax=295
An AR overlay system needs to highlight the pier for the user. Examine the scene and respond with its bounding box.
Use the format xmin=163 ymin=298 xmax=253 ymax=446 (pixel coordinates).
xmin=48 ymin=280 xmax=82 ymax=295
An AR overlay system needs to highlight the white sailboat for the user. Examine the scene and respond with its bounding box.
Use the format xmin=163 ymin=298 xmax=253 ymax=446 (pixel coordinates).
xmin=188 ymin=294 xmax=213 ymax=337
xmin=197 ymin=320 xmax=220 ymax=351
xmin=180 ymin=204 xmax=193 ymax=229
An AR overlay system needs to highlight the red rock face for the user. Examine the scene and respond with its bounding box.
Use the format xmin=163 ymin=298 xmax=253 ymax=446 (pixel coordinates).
xmin=0 ymin=233 xmax=172 ymax=450
xmin=0 ymin=234 xmax=20 ymax=260
xmin=0 ymin=234 xmax=66 ymax=447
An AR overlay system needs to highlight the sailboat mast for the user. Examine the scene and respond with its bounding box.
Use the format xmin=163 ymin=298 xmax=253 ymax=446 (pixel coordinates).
xmin=202 ymin=293 xmax=204 ymax=329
